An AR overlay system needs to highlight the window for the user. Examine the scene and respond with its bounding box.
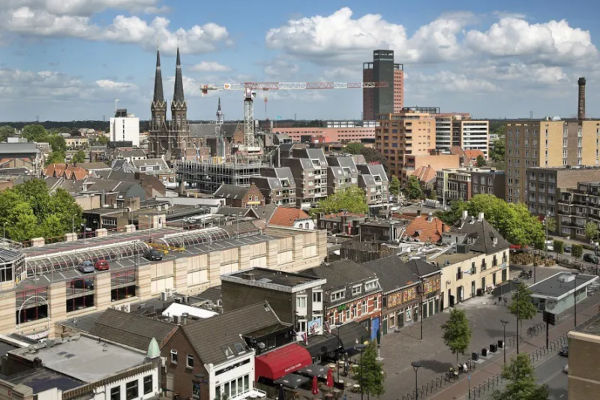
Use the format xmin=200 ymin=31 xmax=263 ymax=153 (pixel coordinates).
xmin=170 ymin=349 xmax=178 ymax=364
xmin=365 ymin=280 xmax=378 ymax=291
xmin=187 ymin=354 xmax=194 ymax=369
xmin=297 ymin=320 xmax=307 ymax=333
xmin=296 ymin=295 xmax=307 ymax=309
xmin=143 ymin=375 xmax=153 ymax=395
xmin=373 ymin=296 xmax=378 ymax=310
xmin=126 ymin=380 xmax=138 ymax=400
xmin=312 ymin=291 xmax=322 ymax=303
xmin=0 ymin=264 xmax=13 ymax=283
xmin=331 ymin=290 xmax=345 ymax=302
xmin=352 ymin=285 xmax=362 ymax=296
xmin=111 ymin=386 xmax=121 ymax=400
xmin=361 ymin=300 xmax=367 ymax=314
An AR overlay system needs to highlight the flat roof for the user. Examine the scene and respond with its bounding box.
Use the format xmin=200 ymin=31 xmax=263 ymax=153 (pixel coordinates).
xmin=529 ymin=272 xmax=598 ymax=300
xmin=1 ymin=367 xmax=83 ymax=393
xmin=10 ymin=335 xmax=147 ymax=382
xmin=222 ymin=267 xmax=325 ymax=293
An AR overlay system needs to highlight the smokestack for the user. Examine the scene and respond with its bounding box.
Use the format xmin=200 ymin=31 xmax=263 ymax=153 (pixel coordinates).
xmin=578 ymin=77 xmax=586 ymax=120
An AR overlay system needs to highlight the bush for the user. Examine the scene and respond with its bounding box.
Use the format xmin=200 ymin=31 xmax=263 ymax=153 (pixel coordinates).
xmin=553 ymin=240 xmax=564 ymax=254
xmin=572 ymin=244 xmax=583 ymax=258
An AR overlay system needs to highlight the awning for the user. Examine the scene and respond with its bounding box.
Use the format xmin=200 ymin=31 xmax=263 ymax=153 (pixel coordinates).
xmin=303 ymin=334 xmax=339 ymax=357
xmin=297 ymin=363 xmax=328 ymax=378
xmin=332 ymin=321 xmax=370 ymax=351
xmin=255 ymin=343 xmax=312 ymax=381
xmin=274 ymin=373 xmax=311 ymax=389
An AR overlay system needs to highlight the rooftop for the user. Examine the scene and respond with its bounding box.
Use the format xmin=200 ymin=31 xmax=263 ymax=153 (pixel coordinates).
xmin=222 ymin=267 xmax=325 ymax=293
xmin=9 ymin=335 xmax=148 ymax=382
xmin=529 ymin=272 xmax=598 ymax=300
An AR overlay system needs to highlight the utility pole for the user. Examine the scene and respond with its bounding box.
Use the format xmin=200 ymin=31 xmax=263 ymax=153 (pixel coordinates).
xmin=574 ymin=272 xmax=579 ymax=328
xmin=515 ymin=280 xmax=520 ymax=354
xmin=500 ymin=319 xmax=508 ymax=365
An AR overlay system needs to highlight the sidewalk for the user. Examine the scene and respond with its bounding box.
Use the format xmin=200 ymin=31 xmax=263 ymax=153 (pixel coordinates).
xmin=428 ymin=295 xmax=600 ymax=400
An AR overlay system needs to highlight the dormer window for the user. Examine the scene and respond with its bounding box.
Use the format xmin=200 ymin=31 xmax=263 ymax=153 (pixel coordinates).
xmin=365 ymin=280 xmax=378 ymax=291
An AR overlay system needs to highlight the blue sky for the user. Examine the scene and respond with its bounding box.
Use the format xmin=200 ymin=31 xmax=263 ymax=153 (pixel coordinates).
xmin=1 ymin=0 xmax=599 ymax=121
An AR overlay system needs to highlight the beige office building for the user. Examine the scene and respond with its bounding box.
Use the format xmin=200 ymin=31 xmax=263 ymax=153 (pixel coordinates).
xmin=505 ymin=119 xmax=600 ymax=203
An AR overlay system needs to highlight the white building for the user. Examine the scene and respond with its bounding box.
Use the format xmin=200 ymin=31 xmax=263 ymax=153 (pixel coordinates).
xmin=459 ymin=120 xmax=489 ymax=158
xmin=435 ymin=114 xmax=489 ymax=158
xmin=110 ymin=109 xmax=140 ymax=146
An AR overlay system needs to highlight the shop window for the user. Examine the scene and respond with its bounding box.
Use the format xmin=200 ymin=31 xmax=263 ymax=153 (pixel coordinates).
xmin=143 ymin=375 xmax=153 ymax=394
xmin=66 ymin=278 xmax=95 ymax=313
xmin=110 ymin=386 xmax=121 ymax=400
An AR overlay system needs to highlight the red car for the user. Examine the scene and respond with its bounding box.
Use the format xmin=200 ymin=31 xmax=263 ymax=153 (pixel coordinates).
xmin=94 ymin=259 xmax=110 ymax=271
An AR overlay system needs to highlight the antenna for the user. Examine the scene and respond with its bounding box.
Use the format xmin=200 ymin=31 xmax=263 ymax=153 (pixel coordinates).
xmin=114 ymin=99 xmax=120 ymax=113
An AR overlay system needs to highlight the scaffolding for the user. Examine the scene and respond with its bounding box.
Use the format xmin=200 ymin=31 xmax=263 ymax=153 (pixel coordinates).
xmin=176 ymin=156 xmax=264 ymax=194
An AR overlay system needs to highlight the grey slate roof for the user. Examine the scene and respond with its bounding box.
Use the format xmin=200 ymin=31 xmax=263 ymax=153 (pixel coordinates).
xmin=529 ymin=272 xmax=598 ymax=300
xmin=363 ymin=256 xmax=441 ymax=294
xmin=214 ymin=183 xmax=249 ymax=200
xmin=0 ymin=143 xmax=39 ymax=154
xmin=182 ymin=302 xmax=286 ymax=365
xmin=189 ymin=122 xmax=240 ymax=139
xmin=454 ymin=216 xmax=510 ymax=254
xmin=89 ymin=308 xmax=176 ymax=351
xmin=304 ymin=260 xmax=379 ymax=292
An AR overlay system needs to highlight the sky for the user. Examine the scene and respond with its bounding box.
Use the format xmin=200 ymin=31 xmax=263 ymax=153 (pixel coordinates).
xmin=1 ymin=0 xmax=599 ymax=122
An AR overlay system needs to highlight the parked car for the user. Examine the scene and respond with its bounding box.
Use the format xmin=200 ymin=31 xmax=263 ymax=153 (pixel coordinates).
xmin=545 ymin=240 xmax=554 ymax=252
xmin=559 ymin=345 xmax=569 ymax=357
xmin=144 ymin=248 xmax=163 ymax=261
xmin=77 ymin=260 xmax=95 ymax=274
xmin=583 ymin=253 xmax=599 ymax=264
xmin=94 ymin=259 xmax=110 ymax=271
xmin=564 ymin=245 xmax=572 ymax=253
xmin=563 ymin=364 xmax=569 ymax=374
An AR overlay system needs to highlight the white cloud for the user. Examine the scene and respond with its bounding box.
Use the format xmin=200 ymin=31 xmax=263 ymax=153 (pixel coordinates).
xmin=96 ymin=79 xmax=137 ymax=90
xmin=0 ymin=4 xmax=229 ymax=54
xmin=465 ymin=17 xmax=598 ymax=64
xmin=5 ymin=0 xmax=165 ymax=16
xmin=410 ymin=70 xmax=497 ymax=93
xmin=264 ymin=59 xmax=299 ymax=78
xmin=190 ymin=61 xmax=231 ymax=72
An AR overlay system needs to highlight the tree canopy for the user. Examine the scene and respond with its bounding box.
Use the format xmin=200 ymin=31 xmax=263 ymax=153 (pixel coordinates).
xmin=509 ymin=282 xmax=537 ymax=322
xmin=437 ymin=194 xmax=545 ymax=248
xmin=492 ymin=353 xmax=549 ymax=400
xmin=0 ymin=179 xmax=82 ymax=242
xmin=0 ymin=125 xmax=15 ymax=142
xmin=441 ymin=308 xmax=471 ymax=363
xmin=72 ymin=150 xmax=86 ymax=164
xmin=476 ymin=155 xmax=486 ymax=167
xmin=310 ymin=185 xmax=368 ymax=217
xmin=389 ymin=176 xmax=401 ymax=196
xmin=404 ymin=176 xmax=424 ymax=200
xmin=585 ymin=221 xmax=598 ymax=241
xmin=354 ymin=341 xmax=385 ymax=398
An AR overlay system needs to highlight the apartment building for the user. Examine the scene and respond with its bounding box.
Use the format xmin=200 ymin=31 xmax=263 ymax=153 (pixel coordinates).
xmin=250 ymin=166 xmax=297 ymax=206
xmin=471 ymin=169 xmax=505 ymax=199
xmin=375 ymin=110 xmax=436 ymax=178
xmin=526 ymin=166 xmax=600 ymax=218
xmin=505 ymin=119 xmax=600 ymax=203
xmin=363 ymin=50 xmax=404 ymax=121
xmin=434 ymin=114 xmax=489 ymax=157
xmin=557 ymin=180 xmax=600 ymax=239
xmin=326 ymin=155 xmax=359 ymax=195
xmin=357 ymin=163 xmax=390 ymax=206
xmin=281 ymin=147 xmax=328 ymax=209
xmin=436 ymin=168 xmax=474 ymax=203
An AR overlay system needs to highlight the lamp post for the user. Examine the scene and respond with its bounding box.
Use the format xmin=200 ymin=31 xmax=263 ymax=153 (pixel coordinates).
xmin=3 ymin=222 xmax=6 ymax=239
xmin=355 ymin=343 xmax=366 ymax=400
xmin=71 ymin=215 xmax=75 ymax=234
xmin=513 ymin=279 xmax=520 ymax=354
xmin=500 ymin=319 xmax=508 ymax=365
xmin=411 ymin=361 xmax=421 ymax=400
xmin=573 ymin=272 xmax=579 ymax=328
xmin=417 ymin=278 xmax=424 ymax=340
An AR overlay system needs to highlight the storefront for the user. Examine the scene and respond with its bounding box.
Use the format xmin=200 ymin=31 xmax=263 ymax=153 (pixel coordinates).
xmin=254 ymin=344 xmax=312 ymax=382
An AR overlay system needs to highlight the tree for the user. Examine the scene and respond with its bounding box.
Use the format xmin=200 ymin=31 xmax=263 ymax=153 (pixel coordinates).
xmin=72 ymin=150 xmax=86 ymax=164
xmin=48 ymin=134 xmax=66 ymax=152
xmin=22 ymin=124 xmax=47 ymax=142
xmin=310 ymin=185 xmax=368 ymax=217
xmin=491 ymin=353 xmax=549 ymax=400
xmin=0 ymin=125 xmax=15 ymax=142
xmin=404 ymin=176 xmax=424 ymax=200
xmin=45 ymin=151 xmax=65 ymax=166
xmin=389 ymin=176 xmax=401 ymax=196
xmin=441 ymin=309 xmax=471 ymax=363
xmin=545 ymin=217 xmax=556 ymax=234
xmin=353 ymin=341 xmax=384 ymax=398
xmin=553 ymin=240 xmax=564 ymax=254
xmin=572 ymin=244 xmax=583 ymax=258
xmin=95 ymin=135 xmax=110 ymax=145
xmin=490 ymin=138 xmax=505 ymax=163
xmin=509 ymin=282 xmax=537 ymax=322
xmin=437 ymin=194 xmax=545 ymax=248
xmin=476 ymin=155 xmax=486 ymax=167
xmin=343 ymin=142 xmax=363 ymax=155
xmin=585 ymin=221 xmax=599 ymax=242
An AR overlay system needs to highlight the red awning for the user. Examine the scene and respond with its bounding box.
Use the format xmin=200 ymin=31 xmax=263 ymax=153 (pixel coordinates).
xmin=255 ymin=343 xmax=312 ymax=381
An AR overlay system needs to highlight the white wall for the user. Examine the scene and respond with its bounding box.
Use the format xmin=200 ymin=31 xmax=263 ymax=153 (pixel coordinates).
xmin=98 ymin=367 xmax=160 ymax=400
xmin=110 ymin=117 xmax=140 ymax=147
xmin=207 ymin=353 xmax=255 ymax=400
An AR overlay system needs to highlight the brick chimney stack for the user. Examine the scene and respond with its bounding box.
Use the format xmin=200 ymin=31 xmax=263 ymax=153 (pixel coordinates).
xmin=578 ymin=77 xmax=586 ymax=120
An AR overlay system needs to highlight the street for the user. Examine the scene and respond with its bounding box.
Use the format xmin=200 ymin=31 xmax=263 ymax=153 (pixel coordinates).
xmin=535 ymin=353 xmax=568 ymax=400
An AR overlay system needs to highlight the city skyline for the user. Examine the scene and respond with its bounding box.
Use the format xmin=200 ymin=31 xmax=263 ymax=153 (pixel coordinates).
xmin=1 ymin=0 xmax=600 ymax=121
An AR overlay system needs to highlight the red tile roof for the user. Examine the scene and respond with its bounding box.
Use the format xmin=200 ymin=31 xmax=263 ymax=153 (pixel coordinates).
xmin=411 ymin=165 xmax=437 ymax=183
xmin=43 ymin=163 xmax=89 ymax=181
xmin=269 ymin=207 xmax=311 ymax=227
xmin=405 ymin=215 xmax=449 ymax=243
xmin=464 ymin=149 xmax=484 ymax=159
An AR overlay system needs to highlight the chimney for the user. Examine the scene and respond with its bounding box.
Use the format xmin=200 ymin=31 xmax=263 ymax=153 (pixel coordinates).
xmin=578 ymin=77 xmax=586 ymax=120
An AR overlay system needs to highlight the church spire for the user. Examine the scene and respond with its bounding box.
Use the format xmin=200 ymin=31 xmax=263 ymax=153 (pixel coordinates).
xmin=216 ymin=97 xmax=223 ymax=124
xmin=173 ymin=47 xmax=184 ymax=103
xmin=153 ymin=50 xmax=164 ymax=103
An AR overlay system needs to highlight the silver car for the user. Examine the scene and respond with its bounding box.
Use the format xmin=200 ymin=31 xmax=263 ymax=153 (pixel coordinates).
xmin=77 ymin=260 xmax=94 ymax=274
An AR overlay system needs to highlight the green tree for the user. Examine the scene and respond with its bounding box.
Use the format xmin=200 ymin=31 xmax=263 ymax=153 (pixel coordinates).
xmin=545 ymin=217 xmax=556 ymax=234
xmin=310 ymin=185 xmax=368 ymax=217
xmin=553 ymin=240 xmax=564 ymax=254
xmin=437 ymin=194 xmax=545 ymax=248
xmin=441 ymin=309 xmax=471 ymax=363
xmin=95 ymin=135 xmax=110 ymax=145
xmin=0 ymin=125 xmax=15 ymax=142
xmin=343 ymin=142 xmax=363 ymax=155
xmin=572 ymin=244 xmax=583 ymax=258
xmin=491 ymin=353 xmax=549 ymax=400
xmin=389 ymin=176 xmax=401 ymax=196
xmin=71 ymin=150 xmax=86 ymax=164
xmin=490 ymin=138 xmax=506 ymax=163
xmin=353 ymin=341 xmax=384 ymax=398
xmin=404 ymin=176 xmax=424 ymax=200
xmin=22 ymin=124 xmax=48 ymax=142
xmin=45 ymin=151 xmax=65 ymax=166
xmin=48 ymin=134 xmax=66 ymax=152
xmin=585 ymin=221 xmax=599 ymax=242
xmin=476 ymin=154 xmax=486 ymax=167
xmin=509 ymin=282 xmax=537 ymax=322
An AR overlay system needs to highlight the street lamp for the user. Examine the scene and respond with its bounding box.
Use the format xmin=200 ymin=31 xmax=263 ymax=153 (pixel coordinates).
xmin=500 ymin=319 xmax=508 ymax=365
xmin=411 ymin=361 xmax=421 ymax=400
xmin=513 ymin=279 xmax=520 ymax=354
xmin=417 ymin=278 xmax=424 ymax=341
xmin=355 ymin=343 xmax=366 ymax=400
xmin=573 ymin=272 xmax=579 ymax=328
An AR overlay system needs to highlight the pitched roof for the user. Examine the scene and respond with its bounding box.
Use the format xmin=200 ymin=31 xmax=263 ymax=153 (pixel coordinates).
xmin=253 ymin=204 xmax=279 ymax=221
xmin=411 ymin=165 xmax=437 ymax=183
xmin=454 ymin=215 xmax=510 ymax=253
xmin=363 ymin=256 xmax=441 ymax=293
xmin=89 ymin=308 xmax=177 ymax=351
xmin=214 ymin=183 xmax=250 ymax=200
xmin=269 ymin=207 xmax=310 ymax=227
xmin=464 ymin=149 xmax=485 ymax=159
xmin=43 ymin=163 xmax=88 ymax=181
xmin=182 ymin=302 xmax=288 ymax=365
xmin=76 ymin=162 xmax=111 ymax=170
xmin=405 ymin=215 xmax=449 ymax=243
xmin=304 ymin=260 xmax=378 ymax=291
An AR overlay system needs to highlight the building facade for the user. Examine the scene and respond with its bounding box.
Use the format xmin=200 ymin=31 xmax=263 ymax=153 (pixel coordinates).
xmin=362 ymin=50 xmax=404 ymax=121
xmin=110 ymin=109 xmax=140 ymax=147
xmin=436 ymin=168 xmax=473 ymax=203
xmin=471 ymin=169 xmax=506 ymax=200
xmin=557 ymin=180 xmax=600 ymax=239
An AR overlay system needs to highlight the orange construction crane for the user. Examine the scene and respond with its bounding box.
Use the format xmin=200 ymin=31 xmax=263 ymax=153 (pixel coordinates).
xmin=200 ymin=81 xmax=388 ymax=95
